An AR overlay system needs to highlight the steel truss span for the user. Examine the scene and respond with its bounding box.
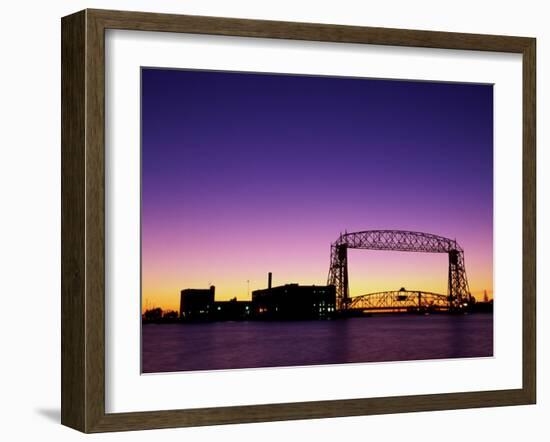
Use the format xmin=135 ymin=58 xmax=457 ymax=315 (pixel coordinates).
xmin=327 ymin=230 xmax=471 ymax=311
xmin=348 ymin=290 xmax=450 ymax=312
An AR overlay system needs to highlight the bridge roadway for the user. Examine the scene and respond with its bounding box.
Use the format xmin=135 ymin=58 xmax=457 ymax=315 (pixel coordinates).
xmin=346 ymin=289 xmax=455 ymax=313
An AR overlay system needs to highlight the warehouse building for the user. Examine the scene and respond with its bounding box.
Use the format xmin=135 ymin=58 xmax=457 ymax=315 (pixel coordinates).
xmin=212 ymin=298 xmax=252 ymax=321
xmin=180 ymin=286 xmax=253 ymax=321
xmin=179 ymin=286 xmax=216 ymax=321
xmin=252 ymin=273 xmax=336 ymax=320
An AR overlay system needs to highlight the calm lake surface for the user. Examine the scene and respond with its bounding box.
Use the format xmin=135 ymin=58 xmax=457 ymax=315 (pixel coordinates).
xmin=142 ymin=314 xmax=493 ymax=373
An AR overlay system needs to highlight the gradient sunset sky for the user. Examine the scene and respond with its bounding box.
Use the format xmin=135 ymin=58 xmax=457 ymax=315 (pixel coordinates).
xmin=141 ymin=68 xmax=493 ymax=312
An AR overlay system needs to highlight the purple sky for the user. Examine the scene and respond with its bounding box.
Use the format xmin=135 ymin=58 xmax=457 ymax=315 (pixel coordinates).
xmin=141 ymin=68 xmax=493 ymax=310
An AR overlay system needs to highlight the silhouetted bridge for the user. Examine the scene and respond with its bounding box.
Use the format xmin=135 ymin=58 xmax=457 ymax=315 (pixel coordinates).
xmin=347 ymin=289 xmax=452 ymax=313
xmin=328 ymin=230 xmax=472 ymax=312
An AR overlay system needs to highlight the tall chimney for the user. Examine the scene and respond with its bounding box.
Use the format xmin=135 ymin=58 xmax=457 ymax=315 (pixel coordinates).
xmin=268 ymin=272 xmax=272 ymax=290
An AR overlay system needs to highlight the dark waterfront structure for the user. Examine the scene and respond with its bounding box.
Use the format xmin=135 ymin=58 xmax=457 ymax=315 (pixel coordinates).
xmin=252 ymin=283 xmax=336 ymax=320
xmin=178 ymin=273 xmax=335 ymax=322
xmin=179 ymin=286 xmax=216 ymax=320
xmin=471 ymin=300 xmax=494 ymax=313
xmin=180 ymin=286 xmax=252 ymax=321
xmin=212 ymin=298 xmax=252 ymax=321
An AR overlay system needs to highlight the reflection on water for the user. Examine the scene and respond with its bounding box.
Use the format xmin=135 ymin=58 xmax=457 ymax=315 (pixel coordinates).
xmin=142 ymin=314 xmax=493 ymax=373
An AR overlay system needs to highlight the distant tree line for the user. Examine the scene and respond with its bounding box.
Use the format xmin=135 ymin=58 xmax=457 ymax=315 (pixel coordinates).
xmin=142 ymin=307 xmax=179 ymax=323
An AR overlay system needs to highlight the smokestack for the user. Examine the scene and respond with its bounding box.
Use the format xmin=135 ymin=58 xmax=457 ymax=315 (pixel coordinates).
xmin=268 ymin=272 xmax=272 ymax=290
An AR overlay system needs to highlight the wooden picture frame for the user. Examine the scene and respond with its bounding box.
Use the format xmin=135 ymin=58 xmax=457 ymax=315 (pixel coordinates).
xmin=61 ymin=8 xmax=536 ymax=433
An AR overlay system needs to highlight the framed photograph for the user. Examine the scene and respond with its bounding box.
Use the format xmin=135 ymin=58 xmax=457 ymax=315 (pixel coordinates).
xmin=61 ymin=9 xmax=536 ymax=433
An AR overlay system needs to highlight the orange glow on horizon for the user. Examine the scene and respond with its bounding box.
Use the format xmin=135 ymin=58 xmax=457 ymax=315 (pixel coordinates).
xmin=142 ymin=270 xmax=494 ymax=314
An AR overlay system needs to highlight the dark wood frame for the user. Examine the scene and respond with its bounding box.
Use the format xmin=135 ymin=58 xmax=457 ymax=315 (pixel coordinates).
xmin=61 ymin=8 xmax=536 ymax=433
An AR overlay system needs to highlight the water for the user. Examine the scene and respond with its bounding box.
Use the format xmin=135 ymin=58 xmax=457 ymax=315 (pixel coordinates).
xmin=142 ymin=313 xmax=493 ymax=373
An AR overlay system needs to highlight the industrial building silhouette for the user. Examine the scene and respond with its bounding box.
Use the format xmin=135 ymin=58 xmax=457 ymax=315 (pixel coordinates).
xmin=179 ymin=272 xmax=336 ymax=321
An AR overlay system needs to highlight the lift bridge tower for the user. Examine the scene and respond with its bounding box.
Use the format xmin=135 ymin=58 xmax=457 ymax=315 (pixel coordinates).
xmin=328 ymin=230 xmax=471 ymax=311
